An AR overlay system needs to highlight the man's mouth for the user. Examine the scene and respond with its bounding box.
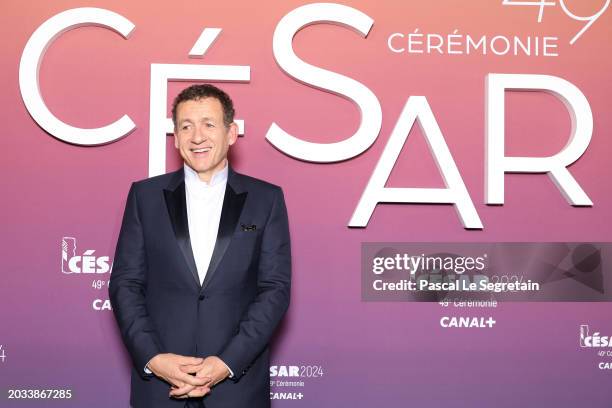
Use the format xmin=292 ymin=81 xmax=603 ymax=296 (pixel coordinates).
xmin=191 ymin=147 xmax=211 ymax=155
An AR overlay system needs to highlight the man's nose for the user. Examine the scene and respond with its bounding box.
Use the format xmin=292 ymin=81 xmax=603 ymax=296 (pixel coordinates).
xmin=192 ymin=125 xmax=207 ymax=143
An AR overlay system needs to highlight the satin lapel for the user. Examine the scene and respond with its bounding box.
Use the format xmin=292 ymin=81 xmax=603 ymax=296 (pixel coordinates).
xmin=201 ymin=179 xmax=247 ymax=291
xmin=163 ymin=175 xmax=200 ymax=288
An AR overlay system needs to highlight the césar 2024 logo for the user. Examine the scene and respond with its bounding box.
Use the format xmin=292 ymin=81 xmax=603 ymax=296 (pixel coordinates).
xmin=580 ymin=325 xmax=611 ymax=348
xmin=61 ymin=237 xmax=111 ymax=274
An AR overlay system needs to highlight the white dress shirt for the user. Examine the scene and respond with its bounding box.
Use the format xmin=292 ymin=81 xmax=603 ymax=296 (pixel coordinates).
xmin=144 ymin=162 xmax=234 ymax=377
xmin=184 ymin=162 xmax=228 ymax=285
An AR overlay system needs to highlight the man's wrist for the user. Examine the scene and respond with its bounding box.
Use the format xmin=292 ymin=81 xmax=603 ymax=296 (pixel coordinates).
xmin=144 ymin=355 xmax=157 ymax=374
xmin=219 ymin=358 xmax=234 ymax=378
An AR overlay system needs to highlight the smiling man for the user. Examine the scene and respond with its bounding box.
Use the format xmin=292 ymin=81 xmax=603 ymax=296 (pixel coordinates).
xmin=109 ymin=84 xmax=292 ymax=408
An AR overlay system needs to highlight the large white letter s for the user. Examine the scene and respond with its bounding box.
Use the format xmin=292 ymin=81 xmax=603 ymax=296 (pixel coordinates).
xmin=267 ymin=3 xmax=382 ymax=162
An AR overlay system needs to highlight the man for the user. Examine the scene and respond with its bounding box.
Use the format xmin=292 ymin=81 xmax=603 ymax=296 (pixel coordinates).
xmin=109 ymin=84 xmax=291 ymax=408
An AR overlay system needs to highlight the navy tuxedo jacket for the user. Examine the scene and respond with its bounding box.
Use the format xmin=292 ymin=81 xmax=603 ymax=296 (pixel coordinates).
xmin=109 ymin=166 xmax=291 ymax=408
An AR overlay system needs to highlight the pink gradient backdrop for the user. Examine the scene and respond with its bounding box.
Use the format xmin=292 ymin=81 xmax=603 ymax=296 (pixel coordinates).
xmin=1 ymin=0 xmax=611 ymax=406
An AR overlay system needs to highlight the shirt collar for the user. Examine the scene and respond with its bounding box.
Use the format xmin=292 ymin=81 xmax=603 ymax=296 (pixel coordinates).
xmin=183 ymin=161 xmax=228 ymax=190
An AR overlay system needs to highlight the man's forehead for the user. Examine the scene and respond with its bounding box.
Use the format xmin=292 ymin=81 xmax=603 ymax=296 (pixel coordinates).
xmin=176 ymin=97 xmax=223 ymax=117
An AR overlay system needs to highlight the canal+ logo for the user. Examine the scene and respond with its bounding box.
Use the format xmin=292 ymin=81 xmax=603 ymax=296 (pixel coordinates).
xmin=61 ymin=237 xmax=111 ymax=274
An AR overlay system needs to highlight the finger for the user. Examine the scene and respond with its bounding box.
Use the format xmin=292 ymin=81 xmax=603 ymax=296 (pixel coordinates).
xmin=186 ymin=386 xmax=210 ymax=398
xmin=179 ymin=364 xmax=203 ymax=374
xmin=169 ymin=383 xmax=195 ymax=398
xmin=169 ymin=382 xmax=190 ymax=393
xmin=166 ymin=379 xmax=186 ymax=389
xmin=195 ymin=375 xmax=213 ymax=385
xmin=176 ymin=372 xmax=211 ymax=387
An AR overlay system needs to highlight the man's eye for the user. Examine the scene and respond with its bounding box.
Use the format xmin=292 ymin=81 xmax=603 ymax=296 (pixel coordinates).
xmin=182 ymin=125 xmax=190 ymax=130
xmin=206 ymin=123 xmax=215 ymax=128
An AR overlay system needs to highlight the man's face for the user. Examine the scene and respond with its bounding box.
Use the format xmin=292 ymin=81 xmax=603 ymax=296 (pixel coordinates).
xmin=174 ymin=97 xmax=238 ymax=183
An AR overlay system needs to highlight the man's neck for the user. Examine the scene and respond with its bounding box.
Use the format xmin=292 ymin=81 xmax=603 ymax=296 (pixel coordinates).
xmin=184 ymin=161 xmax=229 ymax=186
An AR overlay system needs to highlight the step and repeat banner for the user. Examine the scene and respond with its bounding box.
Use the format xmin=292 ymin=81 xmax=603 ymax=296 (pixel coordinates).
xmin=2 ymin=0 xmax=611 ymax=406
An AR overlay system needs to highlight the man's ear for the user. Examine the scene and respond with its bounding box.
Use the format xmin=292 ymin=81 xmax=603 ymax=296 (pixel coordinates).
xmin=173 ymin=132 xmax=179 ymax=149
xmin=227 ymin=122 xmax=238 ymax=146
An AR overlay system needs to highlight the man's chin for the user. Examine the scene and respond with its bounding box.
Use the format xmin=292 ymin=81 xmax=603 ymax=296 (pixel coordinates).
xmin=185 ymin=162 xmax=211 ymax=173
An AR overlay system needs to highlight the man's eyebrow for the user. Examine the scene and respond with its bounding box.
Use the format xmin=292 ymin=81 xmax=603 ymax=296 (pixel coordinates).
xmin=178 ymin=116 xmax=217 ymax=125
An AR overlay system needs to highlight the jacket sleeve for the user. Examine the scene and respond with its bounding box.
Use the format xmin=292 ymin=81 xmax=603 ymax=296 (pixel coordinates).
xmin=219 ymin=186 xmax=291 ymax=381
xmin=109 ymin=182 xmax=163 ymax=380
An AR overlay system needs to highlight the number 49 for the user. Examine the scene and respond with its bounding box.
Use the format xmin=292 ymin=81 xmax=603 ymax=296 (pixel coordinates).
xmin=502 ymin=0 xmax=610 ymax=44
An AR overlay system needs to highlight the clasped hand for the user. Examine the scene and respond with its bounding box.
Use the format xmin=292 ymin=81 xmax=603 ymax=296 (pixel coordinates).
xmin=147 ymin=353 xmax=230 ymax=399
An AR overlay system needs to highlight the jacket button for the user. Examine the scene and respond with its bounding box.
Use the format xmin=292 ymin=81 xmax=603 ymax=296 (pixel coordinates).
xmin=198 ymin=294 xmax=205 ymax=300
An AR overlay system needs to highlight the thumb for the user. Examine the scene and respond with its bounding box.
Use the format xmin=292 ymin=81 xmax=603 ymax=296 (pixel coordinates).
xmin=179 ymin=364 xmax=202 ymax=374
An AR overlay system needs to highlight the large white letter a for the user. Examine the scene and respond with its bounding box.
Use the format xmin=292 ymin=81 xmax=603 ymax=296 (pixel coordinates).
xmin=349 ymin=96 xmax=483 ymax=229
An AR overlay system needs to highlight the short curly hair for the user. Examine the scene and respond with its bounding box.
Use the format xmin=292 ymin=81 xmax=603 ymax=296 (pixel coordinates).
xmin=171 ymin=84 xmax=235 ymax=129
